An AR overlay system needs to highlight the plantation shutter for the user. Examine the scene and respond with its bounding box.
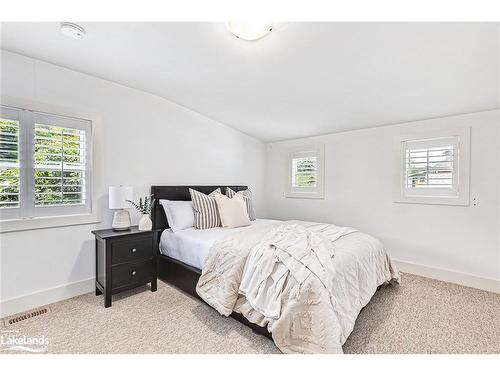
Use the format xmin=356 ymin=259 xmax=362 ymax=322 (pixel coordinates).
xmin=403 ymin=137 xmax=459 ymax=196
xmin=31 ymin=112 xmax=92 ymax=216
xmin=291 ymin=155 xmax=318 ymax=188
xmin=286 ymin=145 xmax=325 ymax=199
xmin=0 ymin=107 xmax=21 ymax=219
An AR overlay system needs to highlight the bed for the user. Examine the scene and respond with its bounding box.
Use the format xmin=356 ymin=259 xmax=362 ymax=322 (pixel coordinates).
xmin=151 ymin=185 xmax=399 ymax=353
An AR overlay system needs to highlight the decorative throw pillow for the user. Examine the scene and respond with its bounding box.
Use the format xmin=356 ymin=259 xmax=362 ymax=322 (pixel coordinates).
xmin=226 ymin=187 xmax=256 ymax=221
xmin=159 ymin=199 xmax=194 ymax=232
xmin=189 ymin=188 xmax=221 ymax=229
xmin=214 ymin=192 xmax=251 ymax=228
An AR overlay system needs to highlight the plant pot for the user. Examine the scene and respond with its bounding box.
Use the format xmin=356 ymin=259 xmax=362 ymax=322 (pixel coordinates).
xmin=138 ymin=214 xmax=152 ymax=231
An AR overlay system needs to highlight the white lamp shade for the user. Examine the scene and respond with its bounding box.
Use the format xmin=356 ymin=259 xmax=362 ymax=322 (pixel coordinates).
xmin=109 ymin=186 xmax=133 ymax=209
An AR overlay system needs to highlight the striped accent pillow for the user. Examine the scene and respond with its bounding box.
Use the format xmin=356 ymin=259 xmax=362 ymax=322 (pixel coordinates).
xmin=189 ymin=188 xmax=221 ymax=229
xmin=226 ymin=187 xmax=256 ymax=221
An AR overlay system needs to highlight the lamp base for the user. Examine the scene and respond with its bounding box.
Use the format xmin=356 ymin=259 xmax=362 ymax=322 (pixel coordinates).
xmin=112 ymin=210 xmax=131 ymax=231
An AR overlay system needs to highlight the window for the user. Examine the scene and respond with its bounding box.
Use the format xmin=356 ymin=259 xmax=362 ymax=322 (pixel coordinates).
xmin=393 ymin=127 xmax=470 ymax=205
xmin=286 ymin=145 xmax=324 ymax=199
xmin=0 ymin=105 xmax=92 ymax=222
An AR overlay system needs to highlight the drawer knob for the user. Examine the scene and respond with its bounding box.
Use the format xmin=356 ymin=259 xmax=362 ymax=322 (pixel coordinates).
xmin=131 ymin=271 xmax=136 ymax=276
xmin=131 ymin=248 xmax=137 ymax=253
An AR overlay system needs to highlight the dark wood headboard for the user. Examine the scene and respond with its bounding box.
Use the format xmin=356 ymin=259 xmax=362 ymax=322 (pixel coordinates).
xmin=150 ymin=185 xmax=248 ymax=232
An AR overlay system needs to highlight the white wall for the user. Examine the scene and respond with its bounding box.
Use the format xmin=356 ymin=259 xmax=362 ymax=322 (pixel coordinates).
xmin=264 ymin=110 xmax=500 ymax=287
xmin=0 ymin=51 xmax=266 ymax=317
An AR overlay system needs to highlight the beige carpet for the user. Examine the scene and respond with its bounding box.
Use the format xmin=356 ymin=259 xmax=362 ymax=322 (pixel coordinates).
xmin=2 ymin=273 xmax=499 ymax=354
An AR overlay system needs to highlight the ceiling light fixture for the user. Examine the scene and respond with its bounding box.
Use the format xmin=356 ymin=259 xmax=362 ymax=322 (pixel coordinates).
xmin=60 ymin=22 xmax=86 ymax=40
xmin=226 ymin=21 xmax=273 ymax=41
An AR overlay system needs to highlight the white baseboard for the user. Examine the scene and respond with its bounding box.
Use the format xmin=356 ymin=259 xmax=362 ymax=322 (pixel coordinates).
xmin=393 ymin=259 xmax=500 ymax=294
xmin=0 ymin=278 xmax=95 ymax=319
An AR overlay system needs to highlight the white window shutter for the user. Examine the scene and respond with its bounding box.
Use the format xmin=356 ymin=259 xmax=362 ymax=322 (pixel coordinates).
xmin=291 ymin=155 xmax=318 ymax=188
xmin=402 ymin=137 xmax=459 ymax=198
xmin=31 ymin=112 xmax=92 ymax=217
xmin=286 ymin=145 xmax=325 ymax=199
xmin=0 ymin=106 xmax=22 ymax=219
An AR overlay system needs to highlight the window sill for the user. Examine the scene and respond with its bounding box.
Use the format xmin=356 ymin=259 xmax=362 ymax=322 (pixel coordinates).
xmin=0 ymin=213 xmax=100 ymax=233
xmin=284 ymin=192 xmax=325 ymax=199
xmin=393 ymin=194 xmax=469 ymax=206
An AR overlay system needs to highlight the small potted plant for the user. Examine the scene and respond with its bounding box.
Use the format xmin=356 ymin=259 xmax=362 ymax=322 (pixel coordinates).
xmin=127 ymin=195 xmax=154 ymax=231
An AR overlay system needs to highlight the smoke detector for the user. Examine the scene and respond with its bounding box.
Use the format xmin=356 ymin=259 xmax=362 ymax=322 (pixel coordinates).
xmin=60 ymin=22 xmax=86 ymax=40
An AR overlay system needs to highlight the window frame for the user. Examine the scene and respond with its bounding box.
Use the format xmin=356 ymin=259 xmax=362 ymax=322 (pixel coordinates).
xmin=285 ymin=144 xmax=325 ymax=199
xmin=0 ymin=97 xmax=99 ymax=232
xmin=392 ymin=127 xmax=470 ymax=206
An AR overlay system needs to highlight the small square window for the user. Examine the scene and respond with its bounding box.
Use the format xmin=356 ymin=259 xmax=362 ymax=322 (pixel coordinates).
xmin=393 ymin=127 xmax=470 ymax=205
xmin=286 ymin=145 xmax=324 ymax=199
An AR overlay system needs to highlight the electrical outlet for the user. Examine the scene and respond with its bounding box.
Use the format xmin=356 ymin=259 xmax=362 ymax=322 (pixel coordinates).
xmin=472 ymin=197 xmax=478 ymax=206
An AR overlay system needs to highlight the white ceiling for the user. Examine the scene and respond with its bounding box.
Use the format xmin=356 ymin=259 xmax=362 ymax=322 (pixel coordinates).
xmin=1 ymin=22 xmax=499 ymax=142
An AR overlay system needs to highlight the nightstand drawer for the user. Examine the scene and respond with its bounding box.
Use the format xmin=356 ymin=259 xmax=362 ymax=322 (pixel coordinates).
xmin=112 ymin=260 xmax=154 ymax=288
xmin=111 ymin=236 xmax=153 ymax=265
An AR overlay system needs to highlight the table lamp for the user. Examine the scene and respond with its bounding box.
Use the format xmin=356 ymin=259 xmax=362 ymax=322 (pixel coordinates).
xmin=109 ymin=186 xmax=133 ymax=231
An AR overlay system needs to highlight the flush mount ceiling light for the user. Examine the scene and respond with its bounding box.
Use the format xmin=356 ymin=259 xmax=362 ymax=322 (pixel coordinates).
xmin=60 ymin=22 xmax=86 ymax=40
xmin=226 ymin=21 xmax=273 ymax=41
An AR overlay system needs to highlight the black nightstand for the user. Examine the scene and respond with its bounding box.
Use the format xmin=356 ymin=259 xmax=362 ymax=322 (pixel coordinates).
xmin=92 ymin=226 xmax=160 ymax=308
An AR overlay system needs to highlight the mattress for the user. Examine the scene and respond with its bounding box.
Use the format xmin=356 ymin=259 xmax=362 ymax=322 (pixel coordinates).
xmin=159 ymin=219 xmax=281 ymax=269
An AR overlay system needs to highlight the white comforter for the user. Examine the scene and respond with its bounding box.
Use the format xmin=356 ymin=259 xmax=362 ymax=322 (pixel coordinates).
xmin=196 ymin=220 xmax=400 ymax=354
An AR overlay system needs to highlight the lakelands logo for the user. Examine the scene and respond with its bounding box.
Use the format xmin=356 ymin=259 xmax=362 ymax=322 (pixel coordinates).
xmin=0 ymin=330 xmax=49 ymax=353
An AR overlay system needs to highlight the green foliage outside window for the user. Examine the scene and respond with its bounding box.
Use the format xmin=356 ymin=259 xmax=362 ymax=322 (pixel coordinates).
xmin=34 ymin=124 xmax=85 ymax=205
xmin=0 ymin=119 xmax=20 ymax=208
xmin=293 ymin=157 xmax=317 ymax=187
xmin=0 ymin=119 xmax=86 ymax=208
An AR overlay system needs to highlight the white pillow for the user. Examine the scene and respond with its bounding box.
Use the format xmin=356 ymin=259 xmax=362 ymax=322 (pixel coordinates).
xmin=159 ymin=199 xmax=194 ymax=232
xmin=214 ymin=192 xmax=251 ymax=228
xmin=226 ymin=187 xmax=256 ymax=221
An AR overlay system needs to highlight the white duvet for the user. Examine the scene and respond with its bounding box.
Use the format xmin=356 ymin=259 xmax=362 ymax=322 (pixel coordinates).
xmin=196 ymin=220 xmax=400 ymax=354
